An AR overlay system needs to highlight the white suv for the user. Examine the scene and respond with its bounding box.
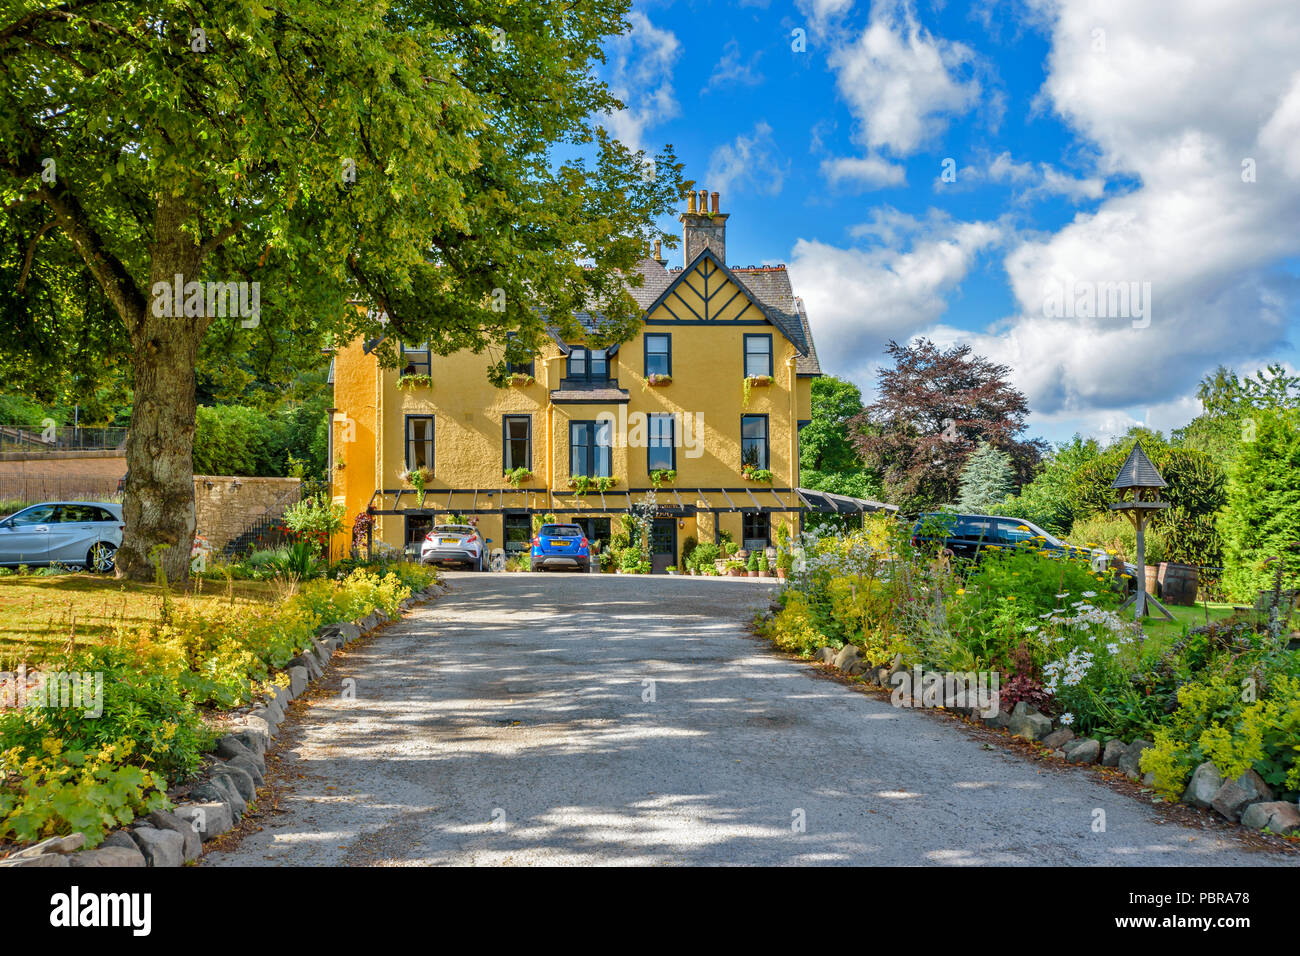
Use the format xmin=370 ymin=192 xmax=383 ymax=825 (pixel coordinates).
xmin=419 ymin=524 xmax=485 ymax=570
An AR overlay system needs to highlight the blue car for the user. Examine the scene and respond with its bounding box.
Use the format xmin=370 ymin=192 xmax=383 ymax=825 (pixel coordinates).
xmin=531 ymin=523 xmax=590 ymax=572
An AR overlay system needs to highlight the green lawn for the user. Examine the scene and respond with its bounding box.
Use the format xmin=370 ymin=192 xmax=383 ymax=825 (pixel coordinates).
xmin=0 ymin=573 xmax=279 ymax=665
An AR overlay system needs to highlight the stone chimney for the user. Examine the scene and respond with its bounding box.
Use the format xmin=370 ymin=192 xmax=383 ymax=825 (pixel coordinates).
xmin=679 ymin=187 xmax=728 ymax=266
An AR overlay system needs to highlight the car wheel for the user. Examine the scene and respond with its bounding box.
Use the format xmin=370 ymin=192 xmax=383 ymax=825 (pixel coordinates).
xmin=88 ymin=542 xmax=117 ymax=574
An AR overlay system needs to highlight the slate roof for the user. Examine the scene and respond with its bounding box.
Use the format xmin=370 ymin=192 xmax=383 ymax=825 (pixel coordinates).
xmin=1110 ymin=442 xmax=1167 ymax=489
xmin=549 ymin=386 xmax=631 ymax=404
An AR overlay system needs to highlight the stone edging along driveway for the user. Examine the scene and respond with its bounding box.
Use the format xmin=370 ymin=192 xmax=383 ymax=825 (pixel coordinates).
xmin=759 ymin=616 xmax=1300 ymax=858
xmin=0 ymin=582 xmax=450 ymax=869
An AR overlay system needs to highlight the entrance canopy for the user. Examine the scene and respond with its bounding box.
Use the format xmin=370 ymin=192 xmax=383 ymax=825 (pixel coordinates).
xmin=794 ymin=488 xmax=897 ymax=515
xmin=366 ymin=485 xmax=895 ymax=517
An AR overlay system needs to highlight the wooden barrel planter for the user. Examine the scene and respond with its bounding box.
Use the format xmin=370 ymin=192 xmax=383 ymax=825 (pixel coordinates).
xmin=1144 ymin=565 xmax=1160 ymax=599
xmin=1157 ymin=562 xmax=1199 ymax=606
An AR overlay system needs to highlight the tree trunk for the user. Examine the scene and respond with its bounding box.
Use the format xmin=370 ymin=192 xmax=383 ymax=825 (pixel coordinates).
xmin=115 ymin=196 xmax=205 ymax=583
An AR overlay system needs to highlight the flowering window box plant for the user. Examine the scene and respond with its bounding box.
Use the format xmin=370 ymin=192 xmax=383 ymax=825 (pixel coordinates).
xmin=644 ymin=373 xmax=672 ymax=388
xmin=397 ymin=373 xmax=433 ymax=390
xmin=399 ymin=465 xmax=434 ymax=507
xmin=741 ymin=465 xmax=774 ymax=483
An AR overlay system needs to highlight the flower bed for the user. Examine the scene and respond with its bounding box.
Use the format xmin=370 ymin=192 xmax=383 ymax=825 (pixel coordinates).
xmin=756 ymin=517 xmax=1300 ymax=836
xmin=0 ymin=562 xmax=438 ymax=850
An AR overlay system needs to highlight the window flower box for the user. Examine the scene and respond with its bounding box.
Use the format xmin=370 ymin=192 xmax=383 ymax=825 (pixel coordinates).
xmin=649 ymin=468 xmax=676 ymax=487
xmin=742 ymin=374 xmax=773 ymax=407
xmin=645 ymin=373 xmax=672 ymax=387
xmin=568 ymin=475 xmax=617 ymax=496
xmin=397 ymin=373 xmax=433 ymax=390
xmin=504 ymin=467 xmax=533 ymax=489
xmin=740 ymin=465 xmax=774 ymax=483
xmin=509 ymin=372 xmax=535 ymax=386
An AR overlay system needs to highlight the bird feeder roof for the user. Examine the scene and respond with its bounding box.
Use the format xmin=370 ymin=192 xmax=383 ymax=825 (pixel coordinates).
xmin=1110 ymin=441 xmax=1167 ymax=489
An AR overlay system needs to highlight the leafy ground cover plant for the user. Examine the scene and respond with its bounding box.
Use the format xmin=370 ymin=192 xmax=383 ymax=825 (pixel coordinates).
xmin=0 ymin=564 xmax=436 ymax=847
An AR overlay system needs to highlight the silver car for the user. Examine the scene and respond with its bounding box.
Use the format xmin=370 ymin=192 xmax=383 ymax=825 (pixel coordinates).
xmin=0 ymin=501 xmax=123 ymax=572
xmin=419 ymin=523 xmax=485 ymax=570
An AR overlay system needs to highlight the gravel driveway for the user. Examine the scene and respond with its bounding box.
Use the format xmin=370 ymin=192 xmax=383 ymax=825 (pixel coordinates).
xmin=205 ymin=572 xmax=1295 ymax=866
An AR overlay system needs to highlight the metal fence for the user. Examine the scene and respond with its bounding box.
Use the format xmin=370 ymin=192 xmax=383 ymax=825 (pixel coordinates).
xmin=0 ymin=424 xmax=129 ymax=453
xmin=0 ymin=474 xmax=122 ymax=510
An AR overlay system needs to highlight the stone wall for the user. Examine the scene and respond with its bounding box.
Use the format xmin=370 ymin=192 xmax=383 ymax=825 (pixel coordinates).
xmin=194 ymin=476 xmax=301 ymax=551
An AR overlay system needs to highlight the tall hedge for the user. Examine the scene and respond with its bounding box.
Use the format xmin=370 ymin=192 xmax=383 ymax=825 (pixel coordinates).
xmin=1220 ymin=408 xmax=1300 ymax=600
xmin=192 ymin=402 xmax=327 ymax=478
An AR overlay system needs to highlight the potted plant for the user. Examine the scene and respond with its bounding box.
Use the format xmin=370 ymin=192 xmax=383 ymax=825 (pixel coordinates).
xmin=746 ymin=553 xmax=760 ymax=577
xmin=776 ymin=550 xmax=791 ymax=582
xmin=758 ymin=552 xmax=769 ymax=578
xmin=643 ymin=373 xmax=672 ymax=388
xmin=742 ymin=374 xmax=773 ymax=407
xmin=504 ymin=466 xmax=533 ymax=489
xmin=397 ymin=373 xmax=433 ymax=390
xmin=399 ymin=465 xmax=434 ymax=508
xmin=649 ymin=468 xmax=677 ymax=488
xmin=666 ymin=564 xmax=678 ymax=575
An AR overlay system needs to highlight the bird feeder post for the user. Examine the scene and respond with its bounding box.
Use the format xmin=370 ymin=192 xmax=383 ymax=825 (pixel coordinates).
xmin=1108 ymin=441 xmax=1175 ymax=624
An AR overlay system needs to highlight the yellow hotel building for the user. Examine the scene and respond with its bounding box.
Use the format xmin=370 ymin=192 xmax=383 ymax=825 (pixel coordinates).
xmin=327 ymin=189 xmax=889 ymax=569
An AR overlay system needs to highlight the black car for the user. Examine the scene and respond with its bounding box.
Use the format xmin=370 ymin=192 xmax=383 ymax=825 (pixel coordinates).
xmin=911 ymin=513 xmax=1098 ymax=563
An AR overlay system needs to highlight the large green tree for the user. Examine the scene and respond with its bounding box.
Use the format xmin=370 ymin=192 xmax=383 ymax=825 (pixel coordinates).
xmin=1 ymin=0 xmax=684 ymax=580
xmin=799 ymin=375 xmax=881 ymax=500
xmin=998 ymin=435 xmax=1102 ymax=535
xmin=1175 ymin=363 xmax=1300 ymax=464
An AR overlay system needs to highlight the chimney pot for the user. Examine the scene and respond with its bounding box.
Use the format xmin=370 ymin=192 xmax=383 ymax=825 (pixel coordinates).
xmin=653 ymin=239 xmax=662 ymax=259
xmin=711 ymin=191 xmax=719 ymax=214
xmin=687 ymin=191 xmax=697 ymax=214
xmin=698 ymin=189 xmax=708 ymax=211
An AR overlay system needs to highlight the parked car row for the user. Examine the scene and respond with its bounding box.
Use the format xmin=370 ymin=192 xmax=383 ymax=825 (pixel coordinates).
xmin=0 ymin=501 xmax=123 ymax=572
xmin=911 ymin=511 xmax=1137 ymax=576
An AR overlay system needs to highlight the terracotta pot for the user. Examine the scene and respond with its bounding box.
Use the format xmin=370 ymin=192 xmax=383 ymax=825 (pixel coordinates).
xmin=748 ymin=570 xmax=759 ymax=577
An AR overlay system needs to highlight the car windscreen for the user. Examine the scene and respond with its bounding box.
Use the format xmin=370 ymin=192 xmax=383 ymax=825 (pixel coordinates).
xmin=539 ymin=525 xmax=583 ymax=537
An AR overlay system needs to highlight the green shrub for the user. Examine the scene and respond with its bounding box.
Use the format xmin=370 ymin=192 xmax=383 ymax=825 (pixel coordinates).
xmin=1220 ymin=407 xmax=1300 ymax=600
xmin=1142 ymin=670 xmax=1300 ymax=802
xmin=0 ymin=646 xmax=212 ymax=785
xmin=763 ymin=590 xmax=826 ymax=656
xmin=1067 ymin=513 xmax=1167 ymax=565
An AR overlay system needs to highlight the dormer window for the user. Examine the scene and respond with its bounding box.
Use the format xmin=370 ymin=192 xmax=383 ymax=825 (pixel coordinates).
xmin=566 ymin=346 xmax=608 ymax=385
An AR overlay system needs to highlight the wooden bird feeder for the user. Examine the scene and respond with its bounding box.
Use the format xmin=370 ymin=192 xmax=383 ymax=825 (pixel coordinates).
xmin=1108 ymin=441 xmax=1174 ymax=622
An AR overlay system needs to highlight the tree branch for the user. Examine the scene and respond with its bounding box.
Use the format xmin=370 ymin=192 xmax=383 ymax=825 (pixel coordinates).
xmin=36 ymin=183 xmax=146 ymax=326
xmin=17 ymin=220 xmax=55 ymax=292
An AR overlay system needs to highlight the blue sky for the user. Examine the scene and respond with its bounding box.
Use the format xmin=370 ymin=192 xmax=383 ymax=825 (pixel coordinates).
xmin=597 ymin=0 xmax=1300 ymax=446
